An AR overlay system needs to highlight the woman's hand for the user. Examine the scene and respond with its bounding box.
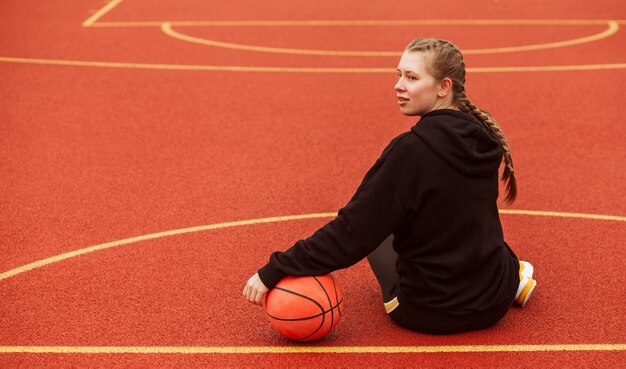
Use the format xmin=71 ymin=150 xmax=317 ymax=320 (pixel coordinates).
xmin=243 ymin=273 xmax=269 ymax=306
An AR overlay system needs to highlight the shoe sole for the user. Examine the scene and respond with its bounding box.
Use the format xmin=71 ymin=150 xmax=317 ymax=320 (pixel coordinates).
xmin=516 ymin=261 xmax=536 ymax=307
xmin=516 ymin=277 xmax=536 ymax=307
xmin=519 ymin=260 xmax=534 ymax=280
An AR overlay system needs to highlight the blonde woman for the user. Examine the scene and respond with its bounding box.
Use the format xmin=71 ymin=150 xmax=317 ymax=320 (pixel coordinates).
xmin=244 ymin=39 xmax=536 ymax=334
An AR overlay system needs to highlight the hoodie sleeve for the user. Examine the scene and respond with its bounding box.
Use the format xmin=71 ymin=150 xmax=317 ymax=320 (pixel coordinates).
xmin=258 ymin=136 xmax=409 ymax=289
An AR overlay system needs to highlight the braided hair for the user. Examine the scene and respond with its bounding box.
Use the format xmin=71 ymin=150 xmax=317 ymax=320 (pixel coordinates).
xmin=406 ymin=38 xmax=517 ymax=204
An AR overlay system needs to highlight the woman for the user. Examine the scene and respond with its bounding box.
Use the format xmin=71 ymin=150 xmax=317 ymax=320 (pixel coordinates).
xmin=243 ymin=38 xmax=536 ymax=334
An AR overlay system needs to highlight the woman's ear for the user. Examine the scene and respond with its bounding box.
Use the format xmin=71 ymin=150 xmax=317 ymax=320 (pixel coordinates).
xmin=437 ymin=78 xmax=453 ymax=98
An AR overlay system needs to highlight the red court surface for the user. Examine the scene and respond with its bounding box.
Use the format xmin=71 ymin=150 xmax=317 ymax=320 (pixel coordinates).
xmin=1 ymin=0 xmax=625 ymax=368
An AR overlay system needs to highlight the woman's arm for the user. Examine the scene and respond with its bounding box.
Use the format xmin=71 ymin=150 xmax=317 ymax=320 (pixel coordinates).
xmin=243 ymin=135 xmax=412 ymax=305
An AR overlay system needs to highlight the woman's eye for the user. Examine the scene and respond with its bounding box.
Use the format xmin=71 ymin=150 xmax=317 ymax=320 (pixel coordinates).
xmin=396 ymin=73 xmax=416 ymax=81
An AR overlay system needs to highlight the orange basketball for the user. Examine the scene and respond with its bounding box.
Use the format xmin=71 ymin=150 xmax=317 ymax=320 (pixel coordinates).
xmin=265 ymin=274 xmax=344 ymax=342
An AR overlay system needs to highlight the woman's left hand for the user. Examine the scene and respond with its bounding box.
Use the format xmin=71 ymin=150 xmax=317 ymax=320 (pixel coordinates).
xmin=243 ymin=273 xmax=269 ymax=306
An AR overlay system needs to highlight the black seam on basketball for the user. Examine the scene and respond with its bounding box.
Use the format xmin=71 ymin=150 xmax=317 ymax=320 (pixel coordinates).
xmin=267 ymin=285 xmax=325 ymax=340
xmin=267 ymin=297 xmax=344 ymax=321
xmin=330 ymin=274 xmax=342 ymax=317
xmin=271 ymin=287 xmax=324 ymax=308
xmin=313 ymin=276 xmax=334 ymax=336
xmin=266 ymin=279 xmax=344 ymax=340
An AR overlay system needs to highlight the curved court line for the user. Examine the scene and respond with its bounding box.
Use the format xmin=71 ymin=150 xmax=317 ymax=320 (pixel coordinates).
xmin=1 ymin=56 xmax=626 ymax=73
xmin=1 ymin=209 xmax=624 ymax=282
xmin=1 ymin=344 xmax=626 ymax=354
xmin=161 ymin=21 xmax=619 ymax=56
xmin=161 ymin=22 xmax=398 ymax=57
xmin=92 ymin=19 xmax=626 ymax=27
xmin=0 ymin=213 xmax=335 ymax=282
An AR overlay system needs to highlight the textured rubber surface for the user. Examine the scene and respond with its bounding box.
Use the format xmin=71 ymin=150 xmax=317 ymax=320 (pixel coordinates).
xmin=1 ymin=0 xmax=625 ymax=367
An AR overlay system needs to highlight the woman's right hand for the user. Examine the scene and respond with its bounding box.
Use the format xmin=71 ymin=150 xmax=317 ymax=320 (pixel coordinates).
xmin=243 ymin=273 xmax=269 ymax=307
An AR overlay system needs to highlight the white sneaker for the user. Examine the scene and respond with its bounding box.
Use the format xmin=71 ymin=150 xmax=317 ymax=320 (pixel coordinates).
xmin=515 ymin=261 xmax=537 ymax=307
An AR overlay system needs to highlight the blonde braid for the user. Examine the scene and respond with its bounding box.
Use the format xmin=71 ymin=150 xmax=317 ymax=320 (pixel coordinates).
xmin=406 ymin=38 xmax=518 ymax=204
xmin=458 ymin=95 xmax=517 ymax=204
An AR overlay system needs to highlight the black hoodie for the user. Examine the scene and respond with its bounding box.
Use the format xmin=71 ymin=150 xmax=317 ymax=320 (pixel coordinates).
xmin=258 ymin=109 xmax=519 ymax=325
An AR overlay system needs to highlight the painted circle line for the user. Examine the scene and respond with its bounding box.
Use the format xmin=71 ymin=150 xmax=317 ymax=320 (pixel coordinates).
xmin=161 ymin=21 xmax=619 ymax=56
xmin=0 ymin=209 xmax=624 ymax=282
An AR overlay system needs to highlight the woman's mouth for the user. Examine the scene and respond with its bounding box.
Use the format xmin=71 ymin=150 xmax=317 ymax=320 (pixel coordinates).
xmin=397 ymin=97 xmax=409 ymax=105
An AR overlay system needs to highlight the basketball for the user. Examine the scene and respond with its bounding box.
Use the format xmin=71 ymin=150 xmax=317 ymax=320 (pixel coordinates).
xmin=265 ymin=274 xmax=344 ymax=342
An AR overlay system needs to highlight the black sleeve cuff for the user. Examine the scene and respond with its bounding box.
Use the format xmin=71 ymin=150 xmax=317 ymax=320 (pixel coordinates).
xmin=258 ymin=254 xmax=287 ymax=289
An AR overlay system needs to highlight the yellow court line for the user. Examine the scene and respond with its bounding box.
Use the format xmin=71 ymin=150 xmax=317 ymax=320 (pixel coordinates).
xmin=0 ymin=209 xmax=624 ymax=282
xmin=1 ymin=344 xmax=625 ymax=354
xmin=161 ymin=22 xmax=396 ymax=57
xmin=164 ymin=21 xmax=616 ymax=55
xmin=465 ymin=21 xmax=618 ymax=54
xmin=2 ymin=56 xmax=625 ymax=73
xmin=161 ymin=21 xmax=619 ymax=57
xmin=0 ymin=56 xmax=390 ymax=73
xmin=83 ymin=0 xmax=124 ymax=27
xmin=470 ymin=63 xmax=626 ymax=72
xmin=499 ymin=209 xmax=626 ymax=222
xmin=89 ymin=19 xmax=626 ymax=27
xmin=0 ymin=213 xmax=335 ymax=282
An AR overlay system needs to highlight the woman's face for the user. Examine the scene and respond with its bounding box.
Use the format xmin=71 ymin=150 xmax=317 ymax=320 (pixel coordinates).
xmin=394 ymin=51 xmax=441 ymax=117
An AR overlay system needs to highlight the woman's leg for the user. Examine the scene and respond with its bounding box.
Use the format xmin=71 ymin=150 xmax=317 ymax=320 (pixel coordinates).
xmin=367 ymin=234 xmax=399 ymax=303
xmin=368 ymin=236 xmax=519 ymax=334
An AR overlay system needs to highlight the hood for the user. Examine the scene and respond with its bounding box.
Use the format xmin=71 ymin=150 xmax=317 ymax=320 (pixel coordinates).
xmin=411 ymin=109 xmax=503 ymax=177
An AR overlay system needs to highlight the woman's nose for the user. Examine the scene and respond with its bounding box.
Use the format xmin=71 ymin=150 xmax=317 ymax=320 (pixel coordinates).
xmin=394 ymin=80 xmax=405 ymax=92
